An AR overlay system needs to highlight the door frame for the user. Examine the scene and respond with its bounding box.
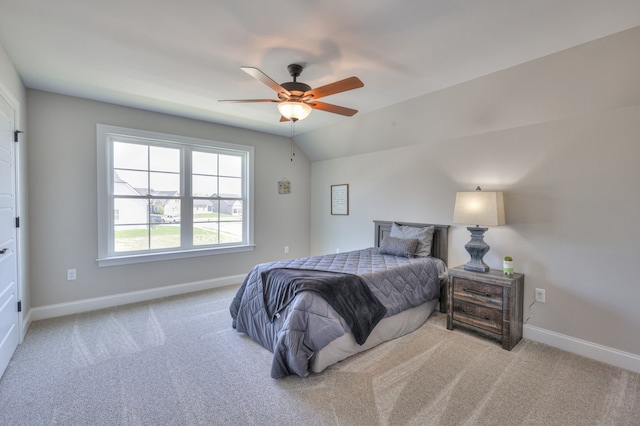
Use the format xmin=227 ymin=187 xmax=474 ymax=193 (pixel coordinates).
xmin=0 ymin=83 xmax=24 ymax=343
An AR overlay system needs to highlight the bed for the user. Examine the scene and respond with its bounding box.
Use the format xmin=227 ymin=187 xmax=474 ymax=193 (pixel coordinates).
xmin=230 ymin=220 xmax=449 ymax=378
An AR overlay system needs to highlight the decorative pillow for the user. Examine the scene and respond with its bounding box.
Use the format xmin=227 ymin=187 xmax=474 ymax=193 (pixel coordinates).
xmin=379 ymin=236 xmax=419 ymax=258
xmin=390 ymin=223 xmax=435 ymax=257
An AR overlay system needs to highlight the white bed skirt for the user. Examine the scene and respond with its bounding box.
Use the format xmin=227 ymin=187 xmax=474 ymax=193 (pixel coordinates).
xmin=310 ymin=298 xmax=438 ymax=373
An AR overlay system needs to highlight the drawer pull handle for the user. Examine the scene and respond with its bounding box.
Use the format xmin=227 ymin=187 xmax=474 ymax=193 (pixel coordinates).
xmin=462 ymin=309 xmax=491 ymax=321
xmin=463 ymin=287 xmax=490 ymax=298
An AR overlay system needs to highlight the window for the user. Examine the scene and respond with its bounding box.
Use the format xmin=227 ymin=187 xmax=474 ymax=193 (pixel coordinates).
xmin=97 ymin=124 xmax=254 ymax=266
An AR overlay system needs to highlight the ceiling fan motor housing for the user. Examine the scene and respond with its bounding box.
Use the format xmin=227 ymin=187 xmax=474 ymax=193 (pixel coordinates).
xmin=280 ymin=64 xmax=311 ymax=99
xmin=280 ymin=81 xmax=312 ymax=98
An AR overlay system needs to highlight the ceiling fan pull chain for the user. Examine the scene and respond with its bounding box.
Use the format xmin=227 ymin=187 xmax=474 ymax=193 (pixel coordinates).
xmin=290 ymin=120 xmax=296 ymax=162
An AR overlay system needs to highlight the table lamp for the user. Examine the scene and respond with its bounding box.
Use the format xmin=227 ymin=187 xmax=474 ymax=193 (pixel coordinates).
xmin=453 ymin=187 xmax=505 ymax=272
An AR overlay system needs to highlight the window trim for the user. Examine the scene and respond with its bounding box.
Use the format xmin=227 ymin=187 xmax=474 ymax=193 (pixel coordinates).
xmin=96 ymin=124 xmax=255 ymax=267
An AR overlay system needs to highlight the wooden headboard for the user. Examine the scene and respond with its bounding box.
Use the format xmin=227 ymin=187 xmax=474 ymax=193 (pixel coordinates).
xmin=373 ymin=220 xmax=449 ymax=265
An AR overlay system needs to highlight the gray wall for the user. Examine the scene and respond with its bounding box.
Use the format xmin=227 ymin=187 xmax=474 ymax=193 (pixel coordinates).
xmin=26 ymin=90 xmax=311 ymax=307
xmin=302 ymin=27 xmax=640 ymax=357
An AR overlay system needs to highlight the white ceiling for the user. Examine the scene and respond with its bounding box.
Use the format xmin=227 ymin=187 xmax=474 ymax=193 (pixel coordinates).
xmin=2 ymin=0 xmax=640 ymax=138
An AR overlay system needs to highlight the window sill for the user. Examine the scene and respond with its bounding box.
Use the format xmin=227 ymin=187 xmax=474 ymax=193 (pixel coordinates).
xmin=97 ymin=244 xmax=256 ymax=267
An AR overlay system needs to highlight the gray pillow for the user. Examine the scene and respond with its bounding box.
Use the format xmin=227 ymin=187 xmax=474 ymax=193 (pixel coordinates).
xmin=379 ymin=236 xmax=419 ymax=258
xmin=390 ymin=223 xmax=434 ymax=257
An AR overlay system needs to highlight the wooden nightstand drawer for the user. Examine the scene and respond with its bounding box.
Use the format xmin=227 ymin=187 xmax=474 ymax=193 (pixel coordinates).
xmin=447 ymin=266 xmax=525 ymax=351
xmin=452 ymin=278 xmax=502 ymax=309
xmin=452 ymin=300 xmax=502 ymax=334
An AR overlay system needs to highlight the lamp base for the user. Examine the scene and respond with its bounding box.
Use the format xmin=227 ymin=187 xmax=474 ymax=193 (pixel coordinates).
xmin=463 ymin=226 xmax=490 ymax=272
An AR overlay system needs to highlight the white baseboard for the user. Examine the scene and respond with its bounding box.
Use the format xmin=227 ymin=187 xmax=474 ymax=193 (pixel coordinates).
xmin=26 ymin=274 xmax=245 ymax=323
xmin=524 ymin=324 xmax=640 ymax=374
xmin=21 ymin=310 xmax=32 ymax=342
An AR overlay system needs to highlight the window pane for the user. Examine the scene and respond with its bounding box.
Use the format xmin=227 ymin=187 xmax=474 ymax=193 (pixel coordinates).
xmin=193 ymin=222 xmax=218 ymax=246
xmin=150 ymin=171 xmax=180 ymax=194
xmin=114 ymin=224 xmax=149 ymax=252
xmin=150 ymin=146 xmax=180 ymax=173
xmin=219 ymin=154 xmax=242 ymax=177
xmin=193 ymin=151 xmax=218 ymax=175
xmin=150 ymin=224 xmax=180 ymax=249
xmin=114 ymin=142 xmax=148 ymax=170
xmin=220 ymin=177 xmax=242 ymax=198
xmin=194 ymin=200 xmax=218 ymax=222
xmin=221 ymin=200 xmax=242 ymax=220
xmin=150 ymin=199 xmax=180 ymax=223
xmin=220 ymin=221 xmax=243 ymax=243
xmin=114 ymin=198 xmax=148 ymax=225
xmin=193 ymin=175 xmax=218 ymax=197
xmin=115 ymin=170 xmax=148 ymax=195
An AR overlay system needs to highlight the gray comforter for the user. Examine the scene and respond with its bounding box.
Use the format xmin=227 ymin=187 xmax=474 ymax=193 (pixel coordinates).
xmin=230 ymin=247 xmax=445 ymax=378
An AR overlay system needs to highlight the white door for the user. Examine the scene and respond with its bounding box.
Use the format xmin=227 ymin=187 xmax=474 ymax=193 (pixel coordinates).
xmin=0 ymin=94 xmax=18 ymax=378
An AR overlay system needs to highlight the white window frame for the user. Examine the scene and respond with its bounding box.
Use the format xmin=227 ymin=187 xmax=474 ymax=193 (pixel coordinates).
xmin=96 ymin=124 xmax=254 ymax=267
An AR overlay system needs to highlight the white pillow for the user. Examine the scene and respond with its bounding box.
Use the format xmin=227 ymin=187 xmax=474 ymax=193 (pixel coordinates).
xmin=390 ymin=223 xmax=434 ymax=257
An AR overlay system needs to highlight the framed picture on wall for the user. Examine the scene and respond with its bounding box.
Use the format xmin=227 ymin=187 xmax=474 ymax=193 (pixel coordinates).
xmin=331 ymin=184 xmax=349 ymax=215
xmin=278 ymin=178 xmax=291 ymax=194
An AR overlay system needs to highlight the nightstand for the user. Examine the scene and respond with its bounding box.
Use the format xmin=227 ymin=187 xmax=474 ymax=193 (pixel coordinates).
xmin=447 ymin=266 xmax=524 ymax=350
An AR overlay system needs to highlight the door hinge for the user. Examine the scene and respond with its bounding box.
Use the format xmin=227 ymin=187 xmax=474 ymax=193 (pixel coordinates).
xmin=17 ymin=301 xmax=22 ymax=312
xmin=15 ymin=217 xmax=20 ymax=228
xmin=14 ymin=130 xmax=23 ymax=142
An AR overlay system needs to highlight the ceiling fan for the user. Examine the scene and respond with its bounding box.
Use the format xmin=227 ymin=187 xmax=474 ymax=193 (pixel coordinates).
xmin=220 ymin=64 xmax=364 ymax=122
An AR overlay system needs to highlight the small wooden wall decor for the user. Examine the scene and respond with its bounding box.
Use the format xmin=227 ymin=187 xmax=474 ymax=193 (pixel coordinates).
xmin=278 ymin=178 xmax=291 ymax=194
xmin=331 ymin=184 xmax=349 ymax=215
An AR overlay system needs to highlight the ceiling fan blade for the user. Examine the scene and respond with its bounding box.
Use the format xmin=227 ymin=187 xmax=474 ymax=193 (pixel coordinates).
xmin=241 ymin=66 xmax=291 ymax=98
xmin=305 ymin=76 xmax=364 ymax=100
xmin=308 ymin=101 xmax=358 ymax=117
xmin=218 ymin=99 xmax=280 ymax=103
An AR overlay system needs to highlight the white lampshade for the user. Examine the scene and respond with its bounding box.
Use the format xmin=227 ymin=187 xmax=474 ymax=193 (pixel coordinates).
xmin=277 ymin=101 xmax=312 ymax=121
xmin=453 ymin=191 xmax=505 ymax=226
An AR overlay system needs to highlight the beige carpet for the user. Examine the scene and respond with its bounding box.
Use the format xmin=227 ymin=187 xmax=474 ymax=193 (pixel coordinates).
xmin=0 ymin=284 xmax=638 ymax=425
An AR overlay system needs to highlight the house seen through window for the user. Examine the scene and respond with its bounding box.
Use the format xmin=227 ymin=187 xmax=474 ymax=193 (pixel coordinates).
xmin=97 ymin=124 xmax=254 ymax=266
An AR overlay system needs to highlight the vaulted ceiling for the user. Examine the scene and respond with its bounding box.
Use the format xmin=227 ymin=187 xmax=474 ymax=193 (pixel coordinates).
xmin=1 ymin=0 xmax=640 ymax=139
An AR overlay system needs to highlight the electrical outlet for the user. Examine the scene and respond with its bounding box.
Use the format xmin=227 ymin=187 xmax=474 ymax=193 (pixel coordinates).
xmin=284 ymin=246 xmax=289 ymax=254
xmin=67 ymin=269 xmax=77 ymax=281
xmin=535 ymin=288 xmax=546 ymax=303
xmin=336 ymin=248 xmax=340 ymax=254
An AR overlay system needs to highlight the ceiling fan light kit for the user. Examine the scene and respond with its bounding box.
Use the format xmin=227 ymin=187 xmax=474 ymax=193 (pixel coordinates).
xmin=278 ymin=100 xmax=312 ymax=121
xmin=220 ymin=63 xmax=364 ymax=122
